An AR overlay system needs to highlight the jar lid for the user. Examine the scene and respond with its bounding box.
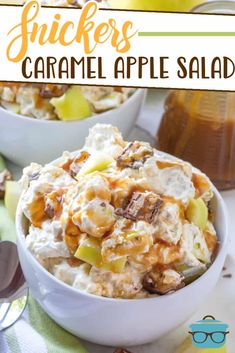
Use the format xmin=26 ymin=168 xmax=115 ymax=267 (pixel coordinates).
xmin=192 ymin=0 xmax=235 ymax=14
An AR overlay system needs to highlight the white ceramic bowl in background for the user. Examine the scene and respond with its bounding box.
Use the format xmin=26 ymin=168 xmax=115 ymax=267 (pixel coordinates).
xmin=0 ymin=89 xmax=146 ymax=167
xmin=16 ymin=152 xmax=229 ymax=347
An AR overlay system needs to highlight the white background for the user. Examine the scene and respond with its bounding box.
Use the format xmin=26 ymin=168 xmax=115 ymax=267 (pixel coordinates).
xmin=2 ymin=3 xmax=235 ymax=90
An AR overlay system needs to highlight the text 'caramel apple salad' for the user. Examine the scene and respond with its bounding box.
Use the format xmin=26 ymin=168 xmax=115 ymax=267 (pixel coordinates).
xmin=21 ymin=124 xmax=218 ymax=299
xmin=0 ymin=2 xmax=136 ymax=122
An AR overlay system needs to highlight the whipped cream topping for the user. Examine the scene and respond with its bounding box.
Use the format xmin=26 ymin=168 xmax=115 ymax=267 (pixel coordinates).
xmin=21 ymin=124 xmax=217 ymax=298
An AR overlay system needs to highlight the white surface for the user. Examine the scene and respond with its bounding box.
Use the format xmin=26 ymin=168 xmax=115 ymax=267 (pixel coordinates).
xmin=9 ymin=89 xmax=235 ymax=352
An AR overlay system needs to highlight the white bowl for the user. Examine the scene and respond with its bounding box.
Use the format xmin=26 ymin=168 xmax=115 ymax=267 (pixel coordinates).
xmin=16 ymin=153 xmax=229 ymax=347
xmin=0 ymin=89 xmax=146 ymax=167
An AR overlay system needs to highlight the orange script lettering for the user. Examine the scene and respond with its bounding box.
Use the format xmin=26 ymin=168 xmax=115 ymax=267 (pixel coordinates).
xmin=7 ymin=0 xmax=137 ymax=62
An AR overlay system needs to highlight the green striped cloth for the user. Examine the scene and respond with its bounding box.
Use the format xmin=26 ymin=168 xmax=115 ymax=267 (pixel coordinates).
xmin=0 ymin=201 xmax=88 ymax=353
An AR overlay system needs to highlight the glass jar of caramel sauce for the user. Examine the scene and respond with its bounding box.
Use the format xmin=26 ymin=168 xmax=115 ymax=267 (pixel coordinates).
xmin=157 ymin=1 xmax=235 ymax=190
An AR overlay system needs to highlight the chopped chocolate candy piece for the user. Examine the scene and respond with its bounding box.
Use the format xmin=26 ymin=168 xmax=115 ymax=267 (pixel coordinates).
xmin=116 ymin=191 xmax=163 ymax=223
xmin=59 ymin=151 xmax=90 ymax=177
xmin=45 ymin=202 xmax=55 ymax=219
xmin=69 ymin=151 xmax=90 ymax=177
xmin=40 ymin=84 xmax=68 ymax=98
xmin=223 ymin=273 xmax=232 ymax=278
xmin=0 ymin=169 xmax=12 ymax=199
xmin=142 ymin=270 xmax=184 ymax=295
xmin=114 ymin=349 xmax=133 ymax=353
xmin=117 ymin=141 xmax=154 ymax=169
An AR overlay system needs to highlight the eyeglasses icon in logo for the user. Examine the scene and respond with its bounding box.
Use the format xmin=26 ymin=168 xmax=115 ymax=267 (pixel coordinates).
xmin=189 ymin=315 xmax=229 ymax=349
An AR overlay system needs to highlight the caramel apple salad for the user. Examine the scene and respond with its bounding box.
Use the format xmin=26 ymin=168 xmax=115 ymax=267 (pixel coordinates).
xmin=0 ymin=83 xmax=134 ymax=121
xmin=21 ymin=124 xmax=218 ymax=299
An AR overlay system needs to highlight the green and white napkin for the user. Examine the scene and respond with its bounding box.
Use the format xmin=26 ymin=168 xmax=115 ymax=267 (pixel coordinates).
xmin=0 ymin=200 xmax=88 ymax=353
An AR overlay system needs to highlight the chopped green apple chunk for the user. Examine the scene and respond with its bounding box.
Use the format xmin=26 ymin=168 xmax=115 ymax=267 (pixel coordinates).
xmin=186 ymin=197 xmax=208 ymax=230
xmin=74 ymin=238 xmax=126 ymax=273
xmin=75 ymin=237 xmax=101 ymax=266
xmin=4 ymin=181 xmax=22 ymax=219
xmin=50 ymin=86 xmax=91 ymax=121
xmin=175 ymin=264 xmax=191 ymax=272
xmin=76 ymin=151 xmax=114 ymax=177
xmin=103 ymin=257 xmax=127 ymax=273
xmin=0 ymin=155 xmax=6 ymax=172
xmin=181 ymin=266 xmax=207 ymax=285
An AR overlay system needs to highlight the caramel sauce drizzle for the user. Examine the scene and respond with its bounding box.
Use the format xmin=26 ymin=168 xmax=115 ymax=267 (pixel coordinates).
xmin=156 ymin=160 xmax=182 ymax=170
xmin=64 ymin=217 xmax=81 ymax=255
xmin=28 ymin=195 xmax=47 ymax=228
xmin=192 ymin=173 xmax=211 ymax=199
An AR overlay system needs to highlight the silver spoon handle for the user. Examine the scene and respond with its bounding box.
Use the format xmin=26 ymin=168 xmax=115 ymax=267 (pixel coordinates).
xmin=0 ymin=283 xmax=28 ymax=304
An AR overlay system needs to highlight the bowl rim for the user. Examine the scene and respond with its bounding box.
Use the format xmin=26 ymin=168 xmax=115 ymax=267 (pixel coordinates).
xmin=16 ymin=151 xmax=229 ymax=304
xmin=0 ymin=88 xmax=144 ymax=125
